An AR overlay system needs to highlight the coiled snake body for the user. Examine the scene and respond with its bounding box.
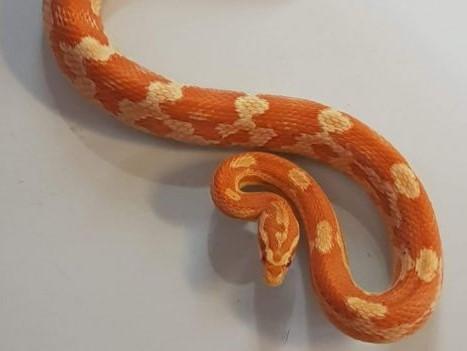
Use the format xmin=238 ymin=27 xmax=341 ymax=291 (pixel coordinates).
xmin=43 ymin=0 xmax=443 ymax=343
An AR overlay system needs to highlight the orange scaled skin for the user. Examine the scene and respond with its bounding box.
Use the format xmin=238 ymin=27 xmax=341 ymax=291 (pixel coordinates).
xmin=43 ymin=0 xmax=443 ymax=343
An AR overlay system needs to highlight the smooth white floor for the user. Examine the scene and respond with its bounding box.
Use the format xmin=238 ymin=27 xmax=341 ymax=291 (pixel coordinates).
xmin=1 ymin=0 xmax=466 ymax=350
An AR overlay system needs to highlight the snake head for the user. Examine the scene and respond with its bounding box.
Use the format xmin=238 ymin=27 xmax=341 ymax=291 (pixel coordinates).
xmin=258 ymin=201 xmax=300 ymax=287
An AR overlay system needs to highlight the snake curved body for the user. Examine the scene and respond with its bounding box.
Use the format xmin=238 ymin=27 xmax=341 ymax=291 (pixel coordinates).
xmin=43 ymin=0 xmax=442 ymax=343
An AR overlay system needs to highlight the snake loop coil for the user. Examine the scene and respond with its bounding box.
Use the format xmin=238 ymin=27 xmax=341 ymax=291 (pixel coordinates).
xmin=43 ymin=0 xmax=443 ymax=343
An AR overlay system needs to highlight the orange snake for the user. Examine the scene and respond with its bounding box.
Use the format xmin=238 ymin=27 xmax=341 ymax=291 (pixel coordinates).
xmin=43 ymin=0 xmax=443 ymax=343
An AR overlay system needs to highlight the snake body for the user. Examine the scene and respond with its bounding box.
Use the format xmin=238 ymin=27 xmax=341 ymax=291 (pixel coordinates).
xmin=43 ymin=0 xmax=442 ymax=343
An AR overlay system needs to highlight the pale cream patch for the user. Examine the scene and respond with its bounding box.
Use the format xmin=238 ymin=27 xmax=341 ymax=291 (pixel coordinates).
xmin=118 ymin=99 xmax=154 ymax=123
xmin=73 ymin=77 xmax=97 ymax=99
xmin=230 ymin=154 xmax=257 ymax=169
xmin=216 ymin=95 xmax=269 ymax=140
xmin=260 ymin=202 xmax=298 ymax=264
xmin=74 ymin=36 xmax=116 ymax=61
xmin=234 ymin=95 xmax=269 ymax=120
xmin=59 ymin=42 xmax=87 ymax=76
xmin=377 ymin=324 xmax=412 ymax=341
xmin=249 ymin=128 xmax=277 ymax=146
xmin=264 ymin=236 xmax=299 ymax=266
xmin=289 ymin=132 xmax=329 ymax=156
xmin=164 ymin=119 xmax=193 ymax=137
xmin=119 ymin=84 xmax=211 ymax=143
xmin=315 ymin=221 xmax=334 ymax=254
xmin=289 ymin=235 xmax=299 ymax=254
xmin=271 ymin=202 xmax=290 ymax=247
xmin=415 ymin=249 xmax=439 ymax=283
xmin=147 ymin=81 xmax=183 ymax=104
xmin=164 ymin=119 xmax=212 ymax=145
xmin=164 ymin=119 xmax=194 ymax=135
xmin=264 ymin=248 xmax=277 ymax=264
xmin=117 ymin=81 xmax=183 ymax=124
xmin=90 ymin=0 xmax=102 ymax=15
xmin=390 ymin=163 xmax=421 ymax=199
xmin=271 ymin=202 xmax=289 ymax=227
xmin=59 ymin=36 xmax=116 ymax=83
xmin=225 ymin=188 xmax=241 ymax=202
xmin=318 ymin=108 xmax=353 ymax=134
xmin=288 ymin=168 xmax=311 ymax=191
xmin=346 ymin=297 xmax=388 ymax=320
xmin=216 ymin=123 xmax=238 ymax=138
xmin=275 ymin=231 xmax=288 ymax=248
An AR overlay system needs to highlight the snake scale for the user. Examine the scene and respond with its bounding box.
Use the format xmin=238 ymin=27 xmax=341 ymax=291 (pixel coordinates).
xmin=43 ymin=0 xmax=443 ymax=343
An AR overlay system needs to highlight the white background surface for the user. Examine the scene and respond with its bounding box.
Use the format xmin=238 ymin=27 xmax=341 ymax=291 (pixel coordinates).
xmin=1 ymin=0 xmax=466 ymax=350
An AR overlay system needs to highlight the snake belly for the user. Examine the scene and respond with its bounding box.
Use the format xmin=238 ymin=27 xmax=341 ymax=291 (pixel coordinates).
xmin=43 ymin=0 xmax=443 ymax=343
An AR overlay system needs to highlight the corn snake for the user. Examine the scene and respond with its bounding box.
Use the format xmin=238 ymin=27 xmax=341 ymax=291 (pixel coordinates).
xmin=43 ymin=0 xmax=442 ymax=343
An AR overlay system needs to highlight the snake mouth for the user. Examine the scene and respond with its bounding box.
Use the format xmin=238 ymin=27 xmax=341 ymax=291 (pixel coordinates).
xmin=264 ymin=264 xmax=287 ymax=287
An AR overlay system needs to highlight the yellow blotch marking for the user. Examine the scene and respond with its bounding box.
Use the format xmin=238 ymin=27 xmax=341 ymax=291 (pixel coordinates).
xmin=147 ymin=81 xmax=183 ymax=104
xmin=117 ymin=81 xmax=183 ymax=124
xmin=230 ymin=154 xmax=257 ymax=169
xmin=117 ymin=99 xmax=153 ymax=123
xmin=163 ymin=119 xmax=211 ymax=145
xmin=59 ymin=42 xmax=87 ymax=77
xmin=216 ymin=123 xmax=238 ymax=138
xmin=271 ymin=202 xmax=290 ymax=247
xmin=249 ymin=127 xmax=278 ymax=146
xmin=59 ymin=37 xmax=116 ymax=79
xmin=271 ymin=202 xmax=289 ymax=227
xmin=379 ymin=324 xmax=412 ymax=341
xmin=73 ymin=77 xmax=96 ymax=99
xmin=275 ymin=231 xmax=288 ymax=247
xmin=74 ymin=36 xmax=116 ymax=62
xmin=346 ymin=297 xmax=388 ymax=320
xmin=415 ymin=249 xmax=439 ymax=283
xmin=318 ymin=108 xmax=353 ymax=134
xmin=90 ymin=0 xmax=102 ymax=15
xmin=288 ymin=168 xmax=311 ymax=191
xmin=264 ymin=236 xmax=299 ymax=266
xmin=390 ymin=163 xmax=421 ymax=199
xmin=315 ymin=221 xmax=334 ymax=254
xmin=225 ymin=188 xmax=241 ymax=202
xmin=234 ymin=95 xmax=269 ymax=120
xmin=164 ymin=119 xmax=194 ymax=135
